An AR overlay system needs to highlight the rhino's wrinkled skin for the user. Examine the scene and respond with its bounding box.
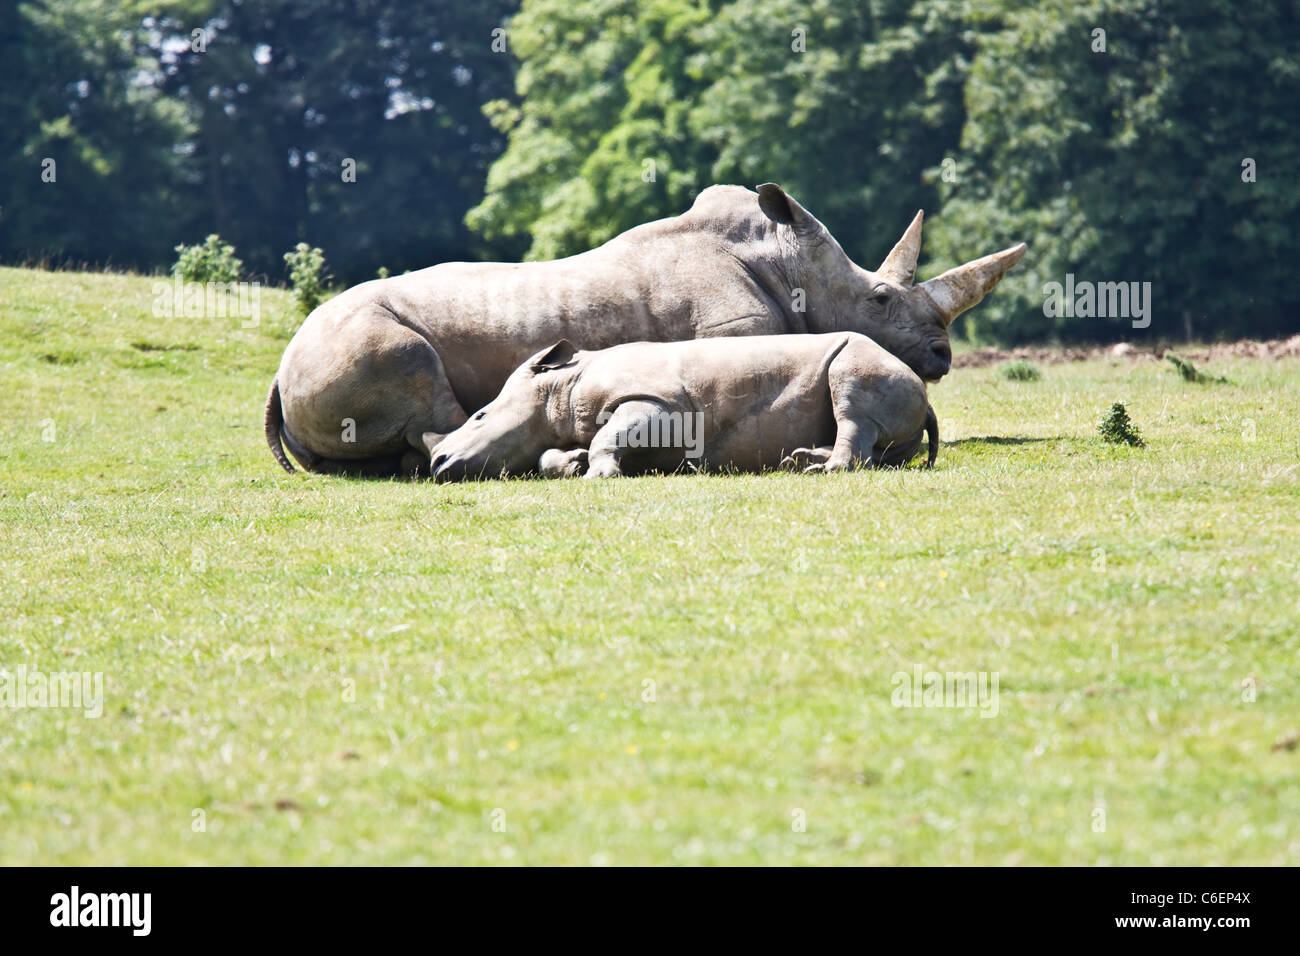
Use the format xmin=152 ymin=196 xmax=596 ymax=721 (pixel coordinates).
xmin=264 ymin=183 xmax=1022 ymax=475
xmin=430 ymin=333 xmax=938 ymax=481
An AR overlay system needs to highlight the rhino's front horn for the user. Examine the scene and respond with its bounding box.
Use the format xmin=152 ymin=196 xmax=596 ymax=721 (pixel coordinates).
xmin=878 ymin=210 xmax=924 ymax=285
xmin=919 ymin=243 xmax=1028 ymax=326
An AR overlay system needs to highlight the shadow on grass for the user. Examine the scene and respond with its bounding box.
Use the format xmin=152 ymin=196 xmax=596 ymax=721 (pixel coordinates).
xmin=299 ymin=436 xmax=1071 ymax=479
xmin=944 ymin=436 xmax=1063 ymax=447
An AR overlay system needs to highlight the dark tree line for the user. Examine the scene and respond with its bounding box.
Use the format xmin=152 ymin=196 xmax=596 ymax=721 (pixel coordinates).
xmin=1 ymin=0 xmax=519 ymax=282
xmin=3 ymin=0 xmax=1298 ymax=343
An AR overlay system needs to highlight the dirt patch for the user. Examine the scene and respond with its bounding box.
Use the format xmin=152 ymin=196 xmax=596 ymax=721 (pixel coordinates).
xmin=953 ymin=334 xmax=1300 ymax=369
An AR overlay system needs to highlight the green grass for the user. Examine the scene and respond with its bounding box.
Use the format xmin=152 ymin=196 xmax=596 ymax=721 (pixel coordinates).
xmin=1 ymin=265 xmax=1297 ymax=865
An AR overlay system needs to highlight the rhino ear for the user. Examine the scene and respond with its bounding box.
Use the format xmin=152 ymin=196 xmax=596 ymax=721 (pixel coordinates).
xmin=756 ymin=183 xmax=820 ymax=235
xmin=529 ymin=339 xmax=578 ymax=373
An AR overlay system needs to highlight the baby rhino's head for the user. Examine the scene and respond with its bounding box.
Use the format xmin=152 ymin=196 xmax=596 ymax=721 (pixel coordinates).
xmin=432 ymin=340 xmax=579 ymax=481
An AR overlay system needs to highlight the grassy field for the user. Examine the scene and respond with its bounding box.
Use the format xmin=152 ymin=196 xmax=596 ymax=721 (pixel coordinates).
xmin=0 ymin=264 xmax=1296 ymax=865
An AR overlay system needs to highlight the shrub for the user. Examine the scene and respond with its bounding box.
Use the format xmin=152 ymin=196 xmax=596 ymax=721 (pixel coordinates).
xmin=171 ymin=235 xmax=242 ymax=284
xmin=1098 ymin=402 xmax=1145 ymax=447
xmin=998 ymin=359 xmax=1042 ymax=381
xmin=283 ymin=243 xmax=330 ymax=315
xmin=1165 ymin=352 xmax=1228 ymax=385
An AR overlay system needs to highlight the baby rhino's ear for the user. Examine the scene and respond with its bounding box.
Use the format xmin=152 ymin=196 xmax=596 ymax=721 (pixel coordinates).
xmin=529 ymin=339 xmax=578 ymax=373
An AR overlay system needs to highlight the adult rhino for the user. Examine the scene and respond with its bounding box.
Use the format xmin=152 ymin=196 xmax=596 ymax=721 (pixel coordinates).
xmin=264 ymin=183 xmax=1025 ymax=475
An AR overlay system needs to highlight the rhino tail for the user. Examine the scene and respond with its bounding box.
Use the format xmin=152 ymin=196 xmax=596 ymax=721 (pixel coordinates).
xmin=264 ymin=377 xmax=296 ymax=473
xmin=925 ymin=403 xmax=939 ymax=469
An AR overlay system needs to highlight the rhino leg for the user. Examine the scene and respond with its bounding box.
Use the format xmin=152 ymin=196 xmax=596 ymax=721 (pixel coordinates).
xmin=277 ymin=306 xmax=469 ymax=477
xmin=538 ymin=447 xmax=589 ymax=478
xmin=814 ymin=336 xmax=931 ymax=472
xmin=584 ymin=400 xmax=675 ymax=479
xmin=815 ymin=417 xmax=879 ymax=472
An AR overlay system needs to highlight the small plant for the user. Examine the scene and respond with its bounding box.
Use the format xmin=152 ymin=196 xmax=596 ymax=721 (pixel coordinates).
xmin=998 ymin=359 xmax=1042 ymax=381
xmin=1098 ymin=402 xmax=1145 ymax=447
xmin=1165 ymin=352 xmax=1228 ymax=384
xmin=376 ymin=266 xmax=390 ymax=280
xmin=283 ymin=243 xmax=330 ymax=315
xmin=172 ymin=235 xmax=242 ymax=284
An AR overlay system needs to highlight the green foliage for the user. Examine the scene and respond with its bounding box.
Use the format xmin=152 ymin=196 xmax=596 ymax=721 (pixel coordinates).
xmin=467 ymin=0 xmax=706 ymax=260
xmin=283 ymin=243 xmax=330 ymax=315
xmin=1165 ymin=352 xmax=1228 ymax=384
xmin=468 ymin=0 xmax=976 ymax=265
xmin=4 ymin=1 xmax=1300 ymax=344
xmin=998 ymin=359 xmax=1042 ymax=381
xmin=472 ymin=0 xmax=1300 ymax=343
xmin=172 ymin=234 xmax=243 ymax=284
xmin=2 ymin=0 xmax=517 ymax=282
xmin=1098 ymin=402 xmax=1145 ymax=447
xmin=0 ymin=0 xmax=198 ymax=268
xmin=929 ymin=0 xmax=1300 ymax=344
xmin=689 ymin=0 xmax=976 ymax=268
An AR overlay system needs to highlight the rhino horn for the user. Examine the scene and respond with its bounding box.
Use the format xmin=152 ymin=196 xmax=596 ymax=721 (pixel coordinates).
xmin=878 ymin=210 xmax=924 ymax=285
xmin=919 ymin=243 xmax=1028 ymax=326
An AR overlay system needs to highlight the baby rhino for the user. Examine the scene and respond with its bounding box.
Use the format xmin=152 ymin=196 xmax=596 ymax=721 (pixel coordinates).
xmin=431 ymin=332 xmax=938 ymax=481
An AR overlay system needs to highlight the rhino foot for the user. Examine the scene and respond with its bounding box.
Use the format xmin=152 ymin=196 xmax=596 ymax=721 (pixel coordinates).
xmin=538 ymin=447 xmax=589 ymax=478
xmin=781 ymin=446 xmax=833 ymax=471
xmin=584 ymin=456 xmax=623 ymax=479
xmin=804 ymin=458 xmax=857 ymax=474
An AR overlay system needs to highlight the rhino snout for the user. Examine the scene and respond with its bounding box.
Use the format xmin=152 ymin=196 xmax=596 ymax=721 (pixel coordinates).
xmin=431 ymin=452 xmax=457 ymax=481
xmin=433 ymin=451 xmax=475 ymax=482
xmin=929 ymin=340 xmax=952 ymax=377
xmin=906 ymin=338 xmax=952 ymax=382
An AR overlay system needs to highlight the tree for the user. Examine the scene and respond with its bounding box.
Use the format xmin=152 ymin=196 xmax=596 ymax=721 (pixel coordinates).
xmin=928 ymin=0 xmax=1300 ymax=343
xmin=1 ymin=0 xmax=521 ymax=282
xmin=468 ymin=0 xmax=978 ymax=267
xmin=688 ymin=0 xmax=975 ymax=268
xmin=160 ymin=0 xmax=521 ymax=281
xmin=466 ymin=0 xmax=702 ymax=260
xmin=0 ymin=0 xmax=199 ymax=269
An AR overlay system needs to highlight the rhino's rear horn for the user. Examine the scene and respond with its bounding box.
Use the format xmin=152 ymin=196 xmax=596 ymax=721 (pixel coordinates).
xmin=919 ymin=243 xmax=1028 ymax=326
xmin=878 ymin=210 xmax=924 ymax=285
